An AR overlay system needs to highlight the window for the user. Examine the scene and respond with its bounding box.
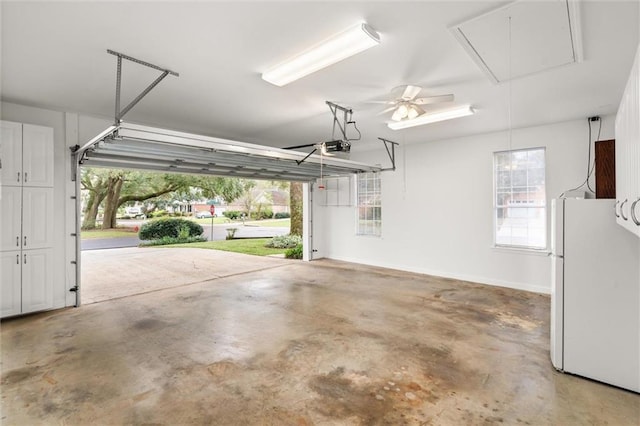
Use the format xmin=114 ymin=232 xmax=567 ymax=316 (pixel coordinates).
xmin=494 ymin=148 xmax=546 ymax=249
xmin=356 ymin=172 xmax=381 ymax=236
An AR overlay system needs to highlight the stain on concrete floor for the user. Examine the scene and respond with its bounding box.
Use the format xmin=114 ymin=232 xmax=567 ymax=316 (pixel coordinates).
xmin=2 ymin=257 xmax=639 ymax=425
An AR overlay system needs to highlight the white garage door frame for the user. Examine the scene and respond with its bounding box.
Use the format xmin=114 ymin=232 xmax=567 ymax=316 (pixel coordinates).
xmin=71 ymin=122 xmax=383 ymax=306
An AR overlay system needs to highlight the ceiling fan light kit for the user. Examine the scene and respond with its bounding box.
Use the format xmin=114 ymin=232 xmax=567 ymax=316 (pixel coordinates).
xmin=380 ymin=84 xmax=455 ymax=124
xmin=387 ymin=105 xmax=475 ymax=130
xmin=407 ymin=106 xmax=420 ymax=120
xmin=261 ymin=22 xmax=380 ymax=86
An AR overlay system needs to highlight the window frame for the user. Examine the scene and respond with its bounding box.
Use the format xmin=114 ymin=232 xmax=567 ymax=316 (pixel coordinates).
xmin=493 ymin=147 xmax=547 ymax=251
xmin=356 ymin=172 xmax=382 ymax=237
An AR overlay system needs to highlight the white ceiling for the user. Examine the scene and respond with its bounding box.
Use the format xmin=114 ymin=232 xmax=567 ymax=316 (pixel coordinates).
xmin=1 ymin=1 xmax=638 ymax=153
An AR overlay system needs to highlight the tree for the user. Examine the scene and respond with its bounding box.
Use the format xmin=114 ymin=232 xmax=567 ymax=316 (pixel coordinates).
xmin=290 ymin=182 xmax=303 ymax=236
xmin=81 ymin=168 xmax=249 ymax=230
xmin=81 ymin=169 xmax=118 ymax=229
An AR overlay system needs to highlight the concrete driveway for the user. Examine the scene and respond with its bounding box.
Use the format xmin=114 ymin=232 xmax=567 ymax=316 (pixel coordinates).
xmin=81 ymin=247 xmax=290 ymax=304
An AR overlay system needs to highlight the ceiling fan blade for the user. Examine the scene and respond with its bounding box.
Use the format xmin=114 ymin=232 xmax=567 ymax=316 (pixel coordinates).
xmin=377 ymin=106 xmax=397 ymax=116
xmin=413 ymin=94 xmax=455 ymax=105
xmin=401 ymin=85 xmax=422 ymax=100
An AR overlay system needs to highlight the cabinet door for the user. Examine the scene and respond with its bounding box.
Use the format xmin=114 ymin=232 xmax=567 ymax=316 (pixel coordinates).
xmin=1 ymin=251 xmax=22 ymax=317
xmin=22 ymin=187 xmax=54 ymax=249
xmin=0 ymin=121 xmax=23 ymax=186
xmin=0 ymin=186 xmax=22 ymax=251
xmin=22 ymin=248 xmax=53 ymax=314
xmin=22 ymin=124 xmax=54 ymax=187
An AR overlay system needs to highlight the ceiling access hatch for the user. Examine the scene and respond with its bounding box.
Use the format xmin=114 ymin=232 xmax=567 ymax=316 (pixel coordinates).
xmin=450 ymin=0 xmax=582 ymax=83
xmin=77 ymin=122 xmax=382 ymax=181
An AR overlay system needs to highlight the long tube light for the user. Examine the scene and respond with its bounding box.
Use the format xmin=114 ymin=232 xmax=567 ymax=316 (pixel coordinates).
xmin=387 ymin=105 xmax=475 ymax=130
xmin=261 ymin=22 xmax=380 ymax=86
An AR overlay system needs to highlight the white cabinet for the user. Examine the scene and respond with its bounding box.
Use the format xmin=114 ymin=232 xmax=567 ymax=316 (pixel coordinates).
xmin=1 ymin=251 xmax=22 ymax=317
xmin=0 ymin=186 xmax=22 ymax=251
xmin=1 ymin=120 xmax=55 ymax=317
xmin=22 ymin=124 xmax=55 ymax=187
xmin=1 ymin=122 xmax=22 ymax=185
xmin=1 ymin=121 xmax=53 ymax=187
xmin=1 ymin=186 xmax=53 ymax=251
xmin=21 ymin=249 xmax=54 ymax=313
xmin=22 ymin=187 xmax=54 ymax=249
xmin=615 ymin=44 xmax=640 ymax=237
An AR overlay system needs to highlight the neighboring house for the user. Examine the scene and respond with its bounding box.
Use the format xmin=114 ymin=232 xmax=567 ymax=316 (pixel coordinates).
xmin=226 ymin=189 xmax=289 ymax=215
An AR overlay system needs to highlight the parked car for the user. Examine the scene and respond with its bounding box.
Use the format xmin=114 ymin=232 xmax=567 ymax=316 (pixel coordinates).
xmin=195 ymin=211 xmax=213 ymax=218
xmin=125 ymin=206 xmax=146 ymax=219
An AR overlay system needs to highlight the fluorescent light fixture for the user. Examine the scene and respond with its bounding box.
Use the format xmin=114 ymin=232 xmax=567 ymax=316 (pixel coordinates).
xmin=388 ymin=105 xmax=475 ymax=130
xmin=262 ymin=22 xmax=380 ymax=86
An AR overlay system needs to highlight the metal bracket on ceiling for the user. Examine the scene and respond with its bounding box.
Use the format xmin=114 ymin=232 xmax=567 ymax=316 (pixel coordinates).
xmin=378 ymin=137 xmax=399 ymax=171
xmin=283 ymin=101 xmax=356 ymax=165
xmin=326 ymin=101 xmax=352 ymax=142
xmin=295 ymin=148 xmax=318 ymax=166
xmin=107 ymin=49 xmax=179 ymax=124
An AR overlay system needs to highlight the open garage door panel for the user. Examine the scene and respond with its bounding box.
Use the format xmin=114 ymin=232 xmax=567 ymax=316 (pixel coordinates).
xmin=78 ymin=122 xmax=381 ymax=181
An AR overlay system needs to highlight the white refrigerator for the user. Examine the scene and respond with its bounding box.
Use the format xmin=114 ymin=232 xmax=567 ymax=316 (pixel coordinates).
xmin=550 ymin=198 xmax=640 ymax=393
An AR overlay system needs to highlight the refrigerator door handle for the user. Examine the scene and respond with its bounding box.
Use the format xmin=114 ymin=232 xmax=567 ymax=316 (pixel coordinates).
xmin=620 ymin=199 xmax=628 ymax=221
xmin=631 ymin=198 xmax=640 ymax=226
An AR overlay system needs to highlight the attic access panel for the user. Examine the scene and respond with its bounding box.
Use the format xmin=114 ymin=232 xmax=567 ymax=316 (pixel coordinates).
xmin=78 ymin=122 xmax=382 ymax=182
xmin=451 ymin=0 xmax=582 ymax=83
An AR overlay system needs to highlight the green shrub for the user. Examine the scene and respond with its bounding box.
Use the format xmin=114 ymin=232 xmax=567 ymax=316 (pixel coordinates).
xmin=249 ymin=210 xmax=272 ymax=220
xmin=139 ymin=218 xmax=203 ymax=240
xmin=139 ymin=235 xmax=207 ymax=247
xmin=285 ymin=243 xmax=303 ymax=259
xmin=225 ymin=228 xmax=238 ymax=240
xmin=265 ymin=234 xmax=302 ymax=248
xmin=274 ymin=212 xmax=290 ymax=219
xmin=148 ymin=210 xmax=168 ymax=219
xmin=223 ymin=210 xmax=243 ymax=220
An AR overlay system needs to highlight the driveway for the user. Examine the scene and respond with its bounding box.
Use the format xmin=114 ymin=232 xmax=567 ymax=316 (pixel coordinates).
xmin=81 ymin=247 xmax=291 ymax=304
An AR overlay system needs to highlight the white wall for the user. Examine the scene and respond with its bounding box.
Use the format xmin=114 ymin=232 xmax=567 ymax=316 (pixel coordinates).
xmin=315 ymin=117 xmax=616 ymax=294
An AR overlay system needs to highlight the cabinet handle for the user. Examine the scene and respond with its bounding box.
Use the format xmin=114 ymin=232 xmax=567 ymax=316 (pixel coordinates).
xmin=16 ymin=254 xmax=19 ymax=265
xmin=16 ymin=236 xmax=19 ymax=247
xmin=24 ymin=254 xmax=27 ymax=264
xmin=620 ymin=199 xmax=629 ymax=221
xmin=632 ymin=198 xmax=640 ymax=226
xmin=24 ymin=172 xmax=27 ymax=183
xmin=615 ymin=200 xmax=620 ymax=218
xmin=17 ymin=172 xmax=20 ymax=183
xmin=23 ymin=236 xmax=27 ymax=247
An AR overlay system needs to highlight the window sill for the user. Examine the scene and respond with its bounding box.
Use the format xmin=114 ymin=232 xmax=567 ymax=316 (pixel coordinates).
xmin=492 ymin=246 xmax=550 ymax=256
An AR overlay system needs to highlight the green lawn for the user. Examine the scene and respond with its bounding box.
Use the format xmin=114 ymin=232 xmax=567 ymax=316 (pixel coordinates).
xmin=81 ymin=229 xmax=138 ymax=239
xmin=167 ymin=238 xmax=286 ymax=256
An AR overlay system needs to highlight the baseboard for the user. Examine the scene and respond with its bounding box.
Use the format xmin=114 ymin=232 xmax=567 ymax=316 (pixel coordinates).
xmin=324 ymin=255 xmax=551 ymax=295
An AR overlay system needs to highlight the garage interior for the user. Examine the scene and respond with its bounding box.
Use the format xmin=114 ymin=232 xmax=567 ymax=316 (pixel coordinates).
xmin=2 ymin=1 xmax=640 ymax=425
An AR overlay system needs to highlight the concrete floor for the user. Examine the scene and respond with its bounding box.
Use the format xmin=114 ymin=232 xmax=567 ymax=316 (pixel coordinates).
xmin=1 ymin=252 xmax=639 ymax=425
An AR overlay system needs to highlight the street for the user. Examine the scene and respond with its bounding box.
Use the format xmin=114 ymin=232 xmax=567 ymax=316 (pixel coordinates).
xmin=81 ymin=223 xmax=289 ymax=251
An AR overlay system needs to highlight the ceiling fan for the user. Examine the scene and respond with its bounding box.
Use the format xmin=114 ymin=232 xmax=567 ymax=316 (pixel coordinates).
xmin=379 ymin=85 xmax=454 ymax=121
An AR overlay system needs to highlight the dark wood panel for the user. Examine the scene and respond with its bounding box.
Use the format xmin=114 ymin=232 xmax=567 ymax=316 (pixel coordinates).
xmin=595 ymin=139 xmax=616 ymax=199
